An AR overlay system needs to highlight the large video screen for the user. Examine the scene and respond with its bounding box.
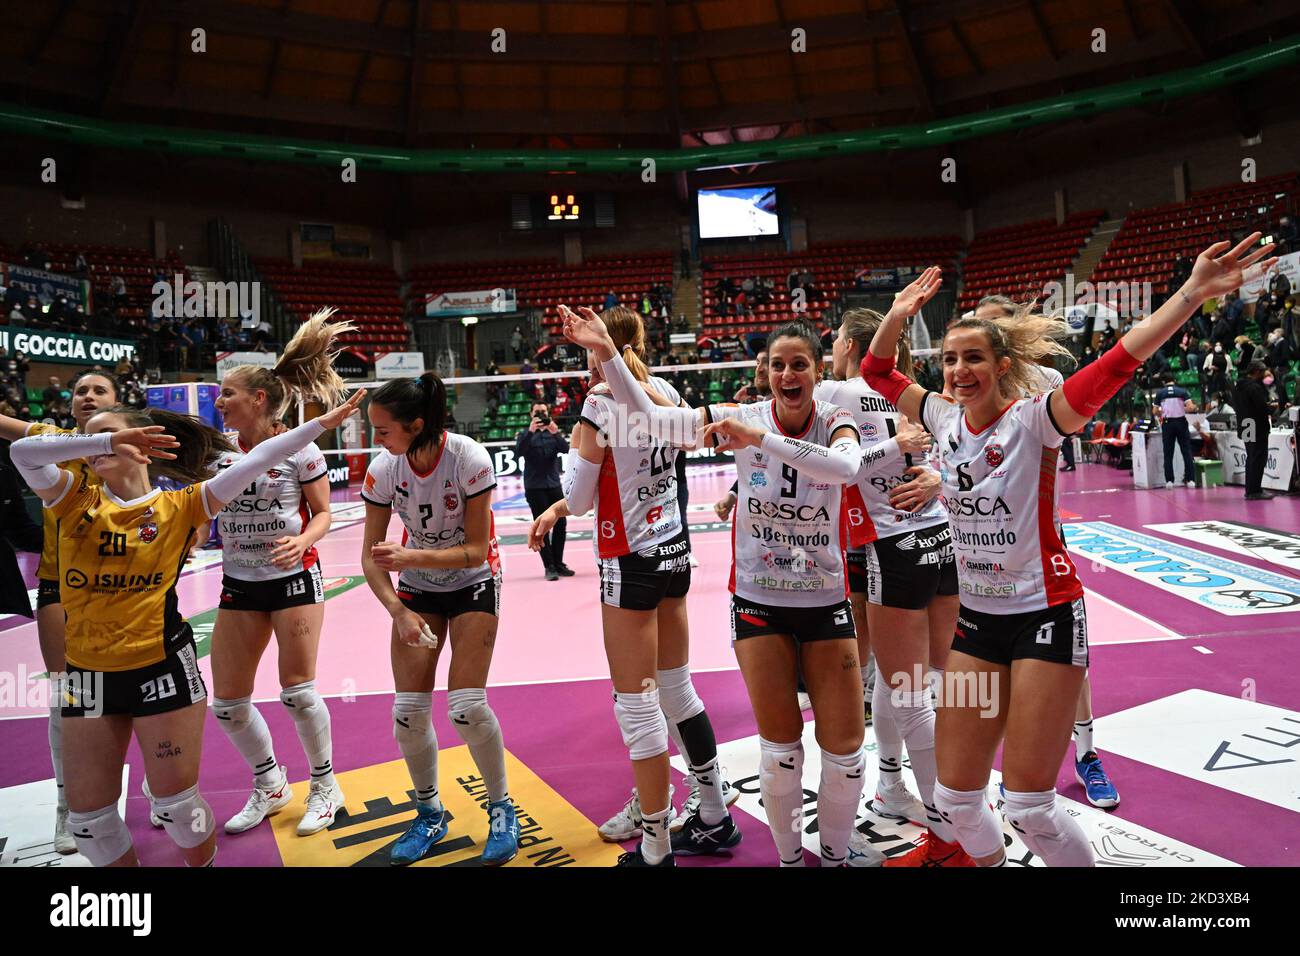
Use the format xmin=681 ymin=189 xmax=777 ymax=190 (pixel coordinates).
xmin=697 ymin=185 xmax=780 ymax=239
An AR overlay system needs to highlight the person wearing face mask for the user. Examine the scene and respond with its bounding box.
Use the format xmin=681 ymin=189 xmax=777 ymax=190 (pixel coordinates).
xmin=1202 ymin=340 xmax=1233 ymax=397
xmin=1234 ymin=359 xmax=1278 ymax=500
xmin=1153 ymin=374 xmax=1198 ymax=489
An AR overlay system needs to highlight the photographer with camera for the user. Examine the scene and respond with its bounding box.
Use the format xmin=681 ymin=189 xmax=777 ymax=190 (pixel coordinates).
xmin=516 ymin=403 xmax=574 ymax=581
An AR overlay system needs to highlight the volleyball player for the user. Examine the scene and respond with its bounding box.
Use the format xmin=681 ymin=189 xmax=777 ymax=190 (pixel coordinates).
xmin=564 ymin=307 xmax=868 ymax=867
xmin=209 ymin=310 xmax=353 ymax=836
xmin=974 ymin=294 xmax=1120 ymax=810
xmin=359 ymin=373 xmax=519 ymax=867
xmin=539 ymin=306 xmax=738 ymax=866
xmin=0 ymin=369 xmax=122 ymax=853
xmin=862 ymin=238 xmax=1274 ymax=866
xmin=819 ymin=309 xmax=961 ymax=864
xmin=9 ymin=391 xmax=364 ymax=866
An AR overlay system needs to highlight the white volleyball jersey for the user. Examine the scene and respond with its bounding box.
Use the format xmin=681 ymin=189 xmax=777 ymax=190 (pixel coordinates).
xmin=1024 ymin=364 xmax=1065 ymax=394
xmin=710 ymin=399 xmax=856 ymax=607
xmin=214 ymin=441 xmax=328 ymax=581
xmin=815 ymin=378 xmax=948 ymax=546
xmin=920 ymin=391 xmax=1083 ymax=613
xmin=361 ymin=433 xmax=500 ymax=592
xmin=579 ymin=376 xmax=685 ymax=559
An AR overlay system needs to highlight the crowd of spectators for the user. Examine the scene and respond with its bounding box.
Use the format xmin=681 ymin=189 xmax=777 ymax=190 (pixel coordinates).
xmin=0 ymin=354 xmax=148 ymax=425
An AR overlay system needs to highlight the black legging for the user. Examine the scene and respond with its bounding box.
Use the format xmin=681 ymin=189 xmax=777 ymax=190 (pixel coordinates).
xmin=524 ymin=485 xmax=567 ymax=570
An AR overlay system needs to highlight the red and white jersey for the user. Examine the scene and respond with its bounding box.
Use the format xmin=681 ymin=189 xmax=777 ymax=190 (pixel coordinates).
xmin=710 ymin=399 xmax=856 ymax=607
xmin=815 ymin=378 xmax=948 ymax=545
xmin=920 ymin=391 xmax=1083 ymax=613
xmin=1023 ymin=365 xmax=1066 ymax=517
xmin=214 ymin=440 xmax=327 ymax=581
xmin=579 ymin=375 xmax=684 ymax=559
xmin=361 ymin=433 xmax=500 ymax=592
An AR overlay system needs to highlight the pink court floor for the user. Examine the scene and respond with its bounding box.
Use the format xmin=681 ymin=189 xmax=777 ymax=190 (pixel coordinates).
xmin=2 ymin=462 xmax=1297 ymax=868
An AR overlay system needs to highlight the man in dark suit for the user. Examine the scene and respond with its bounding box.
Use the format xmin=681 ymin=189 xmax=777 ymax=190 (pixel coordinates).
xmin=1234 ymin=360 xmax=1277 ymax=500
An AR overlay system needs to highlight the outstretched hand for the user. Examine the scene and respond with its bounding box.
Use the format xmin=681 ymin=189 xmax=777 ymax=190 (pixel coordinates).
xmin=110 ymin=426 xmax=180 ymax=464
xmin=887 ymin=266 xmax=943 ymax=322
xmin=1186 ymin=233 xmax=1277 ymax=302
xmin=560 ymin=304 xmax=615 ymax=357
xmin=316 ymin=389 xmax=366 ymax=430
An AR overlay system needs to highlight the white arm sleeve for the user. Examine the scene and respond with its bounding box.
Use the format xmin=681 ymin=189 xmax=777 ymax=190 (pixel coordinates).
xmin=206 ymin=419 xmax=326 ymax=507
xmin=599 ymin=355 xmax=702 ymax=448
xmin=858 ymin=437 xmax=903 ymax=478
xmin=10 ymin=432 xmax=113 ymax=490
xmin=759 ymin=430 xmax=860 ymax=484
xmin=563 ymin=455 xmax=602 ymax=517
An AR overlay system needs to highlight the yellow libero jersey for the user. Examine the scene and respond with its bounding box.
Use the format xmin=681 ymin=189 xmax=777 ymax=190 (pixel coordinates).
xmin=47 ymin=472 xmax=213 ymax=672
xmin=27 ymin=423 xmax=101 ymax=582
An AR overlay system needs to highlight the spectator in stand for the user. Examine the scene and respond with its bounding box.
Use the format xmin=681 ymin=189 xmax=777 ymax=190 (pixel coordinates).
xmin=1268 ymin=327 xmax=1293 ymax=385
xmin=1210 ymin=309 xmax=1235 ymax=350
xmin=786 ymin=267 xmax=800 ymax=292
xmin=1203 ymin=341 xmax=1233 ymax=397
xmin=253 ymin=316 xmax=273 ymax=352
xmin=603 ymin=290 xmax=619 ymax=311
xmin=21 ymin=295 xmax=42 ymax=324
xmin=510 ymin=324 xmax=524 ymax=361
xmin=72 ymin=252 xmax=89 ymax=277
xmin=1234 ymin=359 xmax=1277 ymax=500
xmin=41 ymin=376 xmax=65 ymax=410
xmin=1254 ymin=293 xmax=1277 ymax=338
xmin=1224 ymin=290 xmax=1246 ymax=337
xmin=1271 ymin=269 xmax=1292 ymax=302
xmin=1235 ymin=334 xmax=1257 ymax=369
xmin=1172 ymin=253 xmax=1194 ymax=289
xmin=109 ymin=274 xmax=127 ymax=308
xmin=799 ymin=268 xmax=817 ymax=299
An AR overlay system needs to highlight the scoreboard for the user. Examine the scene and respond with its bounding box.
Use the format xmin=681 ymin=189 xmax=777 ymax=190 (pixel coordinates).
xmin=511 ymin=192 xmax=614 ymax=230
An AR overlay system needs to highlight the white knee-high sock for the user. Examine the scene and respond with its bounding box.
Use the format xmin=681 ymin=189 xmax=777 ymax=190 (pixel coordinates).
xmin=817 ymin=748 xmax=866 ymax=865
xmin=657 ymin=664 xmax=725 ymax=824
xmin=640 ymin=805 xmax=672 ymax=864
xmin=872 ymin=664 xmax=904 ymax=786
xmin=448 ymin=688 xmax=508 ymax=803
xmin=280 ymin=680 xmax=335 ymax=789
xmin=889 ymin=689 xmax=954 ymax=843
xmin=759 ymin=737 xmax=806 ymax=866
xmin=393 ymin=692 xmax=441 ymax=811
xmin=48 ymin=702 xmax=65 ymax=810
xmin=213 ymin=696 xmax=281 ymax=789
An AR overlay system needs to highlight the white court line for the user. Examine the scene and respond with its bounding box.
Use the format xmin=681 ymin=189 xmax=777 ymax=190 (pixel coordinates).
xmin=1193 ymin=645 xmax=1214 ymax=654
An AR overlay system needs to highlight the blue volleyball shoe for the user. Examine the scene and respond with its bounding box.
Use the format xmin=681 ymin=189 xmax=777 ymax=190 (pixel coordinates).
xmin=1075 ymin=751 xmax=1121 ymax=809
xmin=390 ymin=804 xmax=449 ymax=866
xmin=482 ymin=799 xmax=519 ymax=867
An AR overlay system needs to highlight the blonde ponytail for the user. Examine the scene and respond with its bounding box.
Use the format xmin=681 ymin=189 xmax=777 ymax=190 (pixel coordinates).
xmin=225 ymin=307 xmax=357 ymax=420
xmin=601 ymin=306 xmax=650 ymax=383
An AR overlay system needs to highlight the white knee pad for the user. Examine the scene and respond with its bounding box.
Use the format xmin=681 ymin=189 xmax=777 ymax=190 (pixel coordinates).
xmin=212 ymin=695 xmax=254 ymax=731
xmin=68 ymin=804 xmax=133 ymax=867
xmin=393 ymin=691 xmax=434 ymax=742
xmin=655 ymin=665 xmax=705 ymax=724
xmin=758 ymin=738 xmax=805 ymax=797
xmin=818 ymin=747 xmax=865 ymax=801
xmin=279 ymin=681 xmax=324 ymax=717
xmin=447 ymin=688 xmax=499 ymax=746
xmin=150 ymin=784 xmax=216 ymax=849
xmin=612 ymin=690 xmax=668 ymax=761
xmin=1003 ymin=788 xmax=1095 ymax=867
xmin=933 ymin=782 xmax=1005 ymax=859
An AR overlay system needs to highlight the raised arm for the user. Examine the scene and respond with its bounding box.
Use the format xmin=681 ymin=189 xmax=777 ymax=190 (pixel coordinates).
xmin=861 ymin=267 xmax=943 ymax=424
xmin=10 ymin=427 xmax=178 ymax=505
xmin=202 ymin=390 xmax=363 ymax=515
xmin=1050 ymin=235 xmax=1276 ymax=435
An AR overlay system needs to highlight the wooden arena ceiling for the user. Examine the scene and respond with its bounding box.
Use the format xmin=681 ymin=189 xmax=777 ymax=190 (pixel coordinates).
xmin=2 ymin=0 xmax=1297 ymax=152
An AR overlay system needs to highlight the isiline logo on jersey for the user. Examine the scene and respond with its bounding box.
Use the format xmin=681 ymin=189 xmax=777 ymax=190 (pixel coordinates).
xmin=65 ymin=568 xmax=88 ymax=589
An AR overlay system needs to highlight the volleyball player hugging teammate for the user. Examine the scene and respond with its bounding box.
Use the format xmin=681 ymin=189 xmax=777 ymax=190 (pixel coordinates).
xmin=0 ymin=370 xmax=123 ymax=852
xmin=974 ymin=295 xmax=1120 ymax=810
xmin=563 ymin=306 xmax=868 ymax=868
xmin=819 ymin=308 xmax=964 ymax=866
xmin=206 ymin=310 xmax=354 ymax=837
xmin=9 ymin=389 xmax=365 ymax=866
xmin=862 ymin=237 xmax=1275 ymax=867
xmin=534 ymin=306 xmax=738 ymax=868
xmin=359 ymin=373 xmax=519 ymax=867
